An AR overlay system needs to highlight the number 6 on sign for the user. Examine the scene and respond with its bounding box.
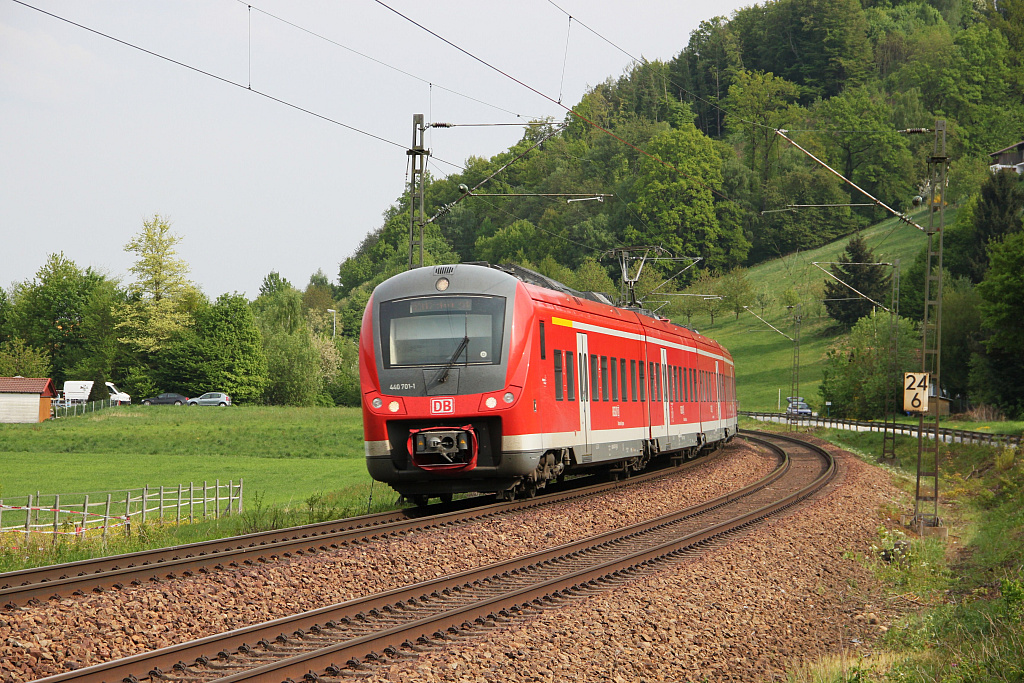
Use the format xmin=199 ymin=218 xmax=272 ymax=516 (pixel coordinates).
xmin=904 ymin=372 xmax=929 ymax=413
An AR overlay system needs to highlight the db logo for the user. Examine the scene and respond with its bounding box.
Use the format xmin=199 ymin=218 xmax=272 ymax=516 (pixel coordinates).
xmin=430 ymin=397 xmax=455 ymax=414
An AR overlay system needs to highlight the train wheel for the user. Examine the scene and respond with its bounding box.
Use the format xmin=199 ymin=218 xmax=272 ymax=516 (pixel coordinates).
xmin=439 ymin=493 xmax=453 ymax=505
xmin=412 ymin=494 xmax=430 ymax=508
xmin=523 ymin=481 xmax=537 ymax=499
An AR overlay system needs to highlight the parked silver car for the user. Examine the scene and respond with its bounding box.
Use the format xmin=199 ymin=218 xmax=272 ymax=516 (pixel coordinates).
xmin=187 ymin=392 xmax=232 ymax=406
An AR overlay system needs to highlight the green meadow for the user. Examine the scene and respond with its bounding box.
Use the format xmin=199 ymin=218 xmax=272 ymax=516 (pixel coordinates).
xmin=695 ymin=207 xmax=952 ymax=412
xmin=0 ymin=406 xmax=371 ymax=506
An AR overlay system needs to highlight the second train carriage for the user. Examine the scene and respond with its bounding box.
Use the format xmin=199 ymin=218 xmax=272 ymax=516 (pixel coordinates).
xmin=360 ymin=263 xmax=737 ymax=503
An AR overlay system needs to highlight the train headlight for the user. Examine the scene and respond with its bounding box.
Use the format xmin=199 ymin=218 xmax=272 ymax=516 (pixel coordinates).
xmin=503 ymin=392 xmax=515 ymax=404
xmin=435 ymin=277 xmax=450 ymax=291
xmin=388 ymin=401 xmax=400 ymax=413
xmin=485 ymin=396 xmax=497 ymax=409
xmin=371 ymin=397 xmax=383 ymax=409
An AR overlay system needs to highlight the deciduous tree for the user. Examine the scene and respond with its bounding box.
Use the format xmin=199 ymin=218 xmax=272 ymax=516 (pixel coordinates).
xmin=116 ymin=216 xmax=197 ymax=353
xmin=819 ymin=311 xmax=918 ymax=419
xmin=0 ymin=338 xmax=52 ymax=378
xmin=9 ymin=253 xmax=105 ymax=383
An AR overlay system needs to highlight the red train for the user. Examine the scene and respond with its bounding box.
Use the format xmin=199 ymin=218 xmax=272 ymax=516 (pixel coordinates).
xmin=360 ymin=263 xmax=738 ymax=504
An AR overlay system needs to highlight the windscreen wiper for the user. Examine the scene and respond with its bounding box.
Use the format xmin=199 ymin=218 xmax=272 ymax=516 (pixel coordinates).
xmin=434 ymin=335 xmax=469 ymax=385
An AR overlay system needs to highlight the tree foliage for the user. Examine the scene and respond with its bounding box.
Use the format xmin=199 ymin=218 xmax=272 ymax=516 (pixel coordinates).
xmin=8 ymin=253 xmax=105 ymax=384
xmin=819 ymin=311 xmax=919 ymax=419
xmin=0 ymin=338 xmax=52 ymax=378
xmin=116 ymin=216 xmax=197 ymax=353
xmin=823 ymin=234 xmax=892 ymax=328
xmin=946 ymin=170 xmax=1024 ymax=283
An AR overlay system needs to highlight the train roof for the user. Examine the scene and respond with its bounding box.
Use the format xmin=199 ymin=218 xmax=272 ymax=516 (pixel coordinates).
xmin=471 ymin=262 xmax=729 ymax=356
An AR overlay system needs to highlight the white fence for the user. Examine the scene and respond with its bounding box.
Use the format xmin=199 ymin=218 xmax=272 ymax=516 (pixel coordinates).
xmin=51 ymin=398 xmax=125 ymax=419
xmin=0 ymin=479 xmax=243 ymax=540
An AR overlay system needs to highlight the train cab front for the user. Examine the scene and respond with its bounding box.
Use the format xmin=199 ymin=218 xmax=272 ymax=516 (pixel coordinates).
xmin=360 ymin=264 xmax=535 ymax=501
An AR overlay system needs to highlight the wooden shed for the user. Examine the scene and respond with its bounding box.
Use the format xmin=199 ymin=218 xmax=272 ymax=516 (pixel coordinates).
xmin=989 ymin=141 xmax=1024 ymax=174
xmin=0 ymin=377 xmax=58 ymax=423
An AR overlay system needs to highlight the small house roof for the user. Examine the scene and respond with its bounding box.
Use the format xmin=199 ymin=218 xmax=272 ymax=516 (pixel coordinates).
xmin=0 ymin=377 xmax=58 ymax=397
xmin=989 ymin=141 xmax=1024 ymax=157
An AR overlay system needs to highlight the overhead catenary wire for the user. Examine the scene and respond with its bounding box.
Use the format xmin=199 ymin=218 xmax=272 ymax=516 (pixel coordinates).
xmin=545 ymin=0 xmax=938 ymax=140
xmin=462 ymin=194 xmax=608 ymax=254
xmin=776 ymin=129 xmax=926 ymax=232
xmin=237 ymin=0 xmax=540 ymax=121
xmin=372 ymin=0 xmax=740 ymax=207
xmin=10 ymin=0 xmax=468 ymax=169
xmin=558 ymin=14 xmax=572 ymax=104
xmin=811 ymin=261 xmax=893 ymax=314
xmin=424 ymin=125 xmax=567 ymax=225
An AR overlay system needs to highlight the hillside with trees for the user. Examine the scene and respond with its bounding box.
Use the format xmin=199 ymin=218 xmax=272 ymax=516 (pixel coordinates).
xmin=332 ymin=0 xmax=1024 ymax=418
xmin=1 ymin=0 xmax=1022 ymax=415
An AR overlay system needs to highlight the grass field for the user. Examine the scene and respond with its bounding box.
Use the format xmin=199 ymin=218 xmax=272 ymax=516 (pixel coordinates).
xmin=0 ymin=406 xmax=371 ymax=507
xmin=684 ymin=206 xmax=956 ymax=413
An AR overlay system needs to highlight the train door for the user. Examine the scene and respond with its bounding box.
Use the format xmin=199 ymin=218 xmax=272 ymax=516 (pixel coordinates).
xmin=576 ymin=332 xmax=591 ymax=454
xmin=714 ymin=359 xmax=722 ymax=432
xmin=659 ymin=347 xmax=670 ymax=440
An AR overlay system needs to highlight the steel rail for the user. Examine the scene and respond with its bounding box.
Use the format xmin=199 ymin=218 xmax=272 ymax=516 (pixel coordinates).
xmin=1 ymin=448 xmax=725 ymax=607
xmin=31 ymin=430 xmax=833 ymax=683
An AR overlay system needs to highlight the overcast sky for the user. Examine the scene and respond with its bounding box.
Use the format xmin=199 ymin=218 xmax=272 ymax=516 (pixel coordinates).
xmin=1 ymin=0 xmax=752 ymax=298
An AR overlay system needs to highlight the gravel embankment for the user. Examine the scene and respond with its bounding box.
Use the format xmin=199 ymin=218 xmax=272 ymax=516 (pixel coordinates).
xmin=359 ymin=437 xmax=906 ymax=682
xmin=1 ymin=442 xmax=776 ymax=682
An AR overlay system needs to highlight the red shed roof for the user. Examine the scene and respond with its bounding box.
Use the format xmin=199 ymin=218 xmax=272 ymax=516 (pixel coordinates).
xmin=0 ymin=377 xmax=58 ymax=397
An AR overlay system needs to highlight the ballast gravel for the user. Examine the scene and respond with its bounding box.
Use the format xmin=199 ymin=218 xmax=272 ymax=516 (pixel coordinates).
xmin=0 ymin=437 xmax=905 ymax=683
xmin=361 ymin=436 xmax=907 ymax=683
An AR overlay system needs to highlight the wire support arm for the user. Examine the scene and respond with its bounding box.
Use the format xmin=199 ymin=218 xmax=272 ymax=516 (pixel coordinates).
xmin=424 ymin=125 xmax=565 ymax=224
xmin=811 ymin=262 xmax=893 ymax=314
xmin=775 ymin=129 xmax=926 ymax=232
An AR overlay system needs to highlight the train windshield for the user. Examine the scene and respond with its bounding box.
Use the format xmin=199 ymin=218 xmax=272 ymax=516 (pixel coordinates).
xmin=379 ymin=295 xmax=506 ymax=369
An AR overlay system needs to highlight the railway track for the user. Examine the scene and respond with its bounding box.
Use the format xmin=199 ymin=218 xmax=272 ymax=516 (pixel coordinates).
xmin=1 ymin=447 xmax=722 ymax=608
xmin=32 ymin=430 xmax=835 ymax=683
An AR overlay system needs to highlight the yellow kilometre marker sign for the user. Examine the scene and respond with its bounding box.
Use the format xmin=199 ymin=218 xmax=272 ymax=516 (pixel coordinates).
xmin=904 ymin=372 xmax=929 ymax=413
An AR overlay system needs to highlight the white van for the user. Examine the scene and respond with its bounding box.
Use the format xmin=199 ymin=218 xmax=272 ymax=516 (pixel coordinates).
xmin=105 ymin=382 xmax=131 ymax=405
xmin=61 ymin=381 xmax=131 ymax=405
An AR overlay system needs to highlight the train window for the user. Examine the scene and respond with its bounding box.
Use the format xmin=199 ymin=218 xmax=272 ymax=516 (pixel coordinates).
xmin=648 ymin=362 xmax=656 ymax=402
xmin=554 ymin=350 xmax=563 ymax=401
xmin=620 ymin=359 xmax=628 ymax=402
xmin=669 ymin=365 xmax=676 ymax=402
xmin=601 ymin=357 xmax=609 ymax=401
xmin=566 ymin=351 xmax=575 ymax=401
xmin=590 ymin=355 xmax=599 ymax=402
xmin=657 ymin=363 xmax=663 ymax=403
xmin=655 ymin=360 xmax=663 ymax=403
xmin=610 ymin=357 xmax=618 ymax=401
xmin=638 ymin=361 xmax=646 ymax=402
xmin=379 ymin=295 xmax=505 ymax=369
xmin=676 ymin=366 xmax=682 ymax=402
xmin=630 ymin=360 xmax=637 ymax=402
xmin=539 ymin=321 xmax=546 ymax=361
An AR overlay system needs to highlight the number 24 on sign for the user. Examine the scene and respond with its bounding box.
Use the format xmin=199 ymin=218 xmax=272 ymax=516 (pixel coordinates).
xmin=904 ymin=372 xmax=929 ymax=412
